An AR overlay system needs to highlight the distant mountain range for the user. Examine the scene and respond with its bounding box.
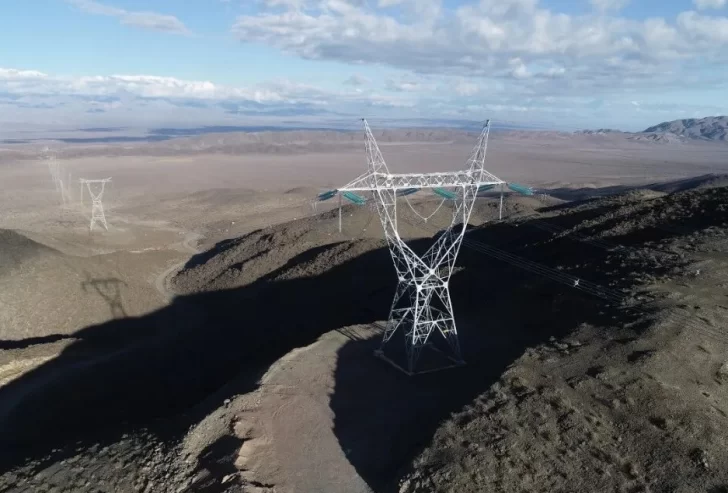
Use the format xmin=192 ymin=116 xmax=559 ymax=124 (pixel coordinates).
xmin=577 ymin=116 xmax=727 ymax=143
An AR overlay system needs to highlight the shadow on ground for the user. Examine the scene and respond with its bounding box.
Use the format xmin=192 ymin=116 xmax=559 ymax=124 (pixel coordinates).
xmin=328 ymin=219 xmax=632 ymax=491
xmin=2 ymin=188 xmax=704 ymax=486
xmin=327 ymin=187 xmax=728 ymax=491
xmin=0 ymin=242 xmax=394 ymax=473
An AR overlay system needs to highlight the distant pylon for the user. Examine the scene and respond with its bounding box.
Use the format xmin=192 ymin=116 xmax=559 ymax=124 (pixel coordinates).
xmin=80 ymin=178 xmax=112 ymax=231
xmin=43 ymin=148 xmax=65 ymax=206
xmin=41 ymin=148 xmax=77 ymax=209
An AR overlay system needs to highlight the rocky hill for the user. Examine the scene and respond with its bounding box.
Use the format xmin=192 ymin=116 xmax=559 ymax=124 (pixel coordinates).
xmin=642 ymin=116 xmax=728 ymax=142
xmin=396 ymin=185 xmax=728 ymax=493
xmin=2 ymin=182 xmax=728 ymax=493
xmin=573 ymin=116 xmax=728 ymax=144
xmin=0 ymin=229 xmax=57 ymax=277
xmin=0 ymin=229 xmax=165 ymax=342
xmin=574 ymin=129 xmax=621 ymax=135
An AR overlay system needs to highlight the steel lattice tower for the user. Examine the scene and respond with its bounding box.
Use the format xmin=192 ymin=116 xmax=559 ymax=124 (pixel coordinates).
xmin=80 ymin=178 xmax=112 ymax=231
xmin=337 ymin=120 xmax=504 ymax=374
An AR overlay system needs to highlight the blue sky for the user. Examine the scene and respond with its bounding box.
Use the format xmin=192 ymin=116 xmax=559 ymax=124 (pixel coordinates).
xmin=1 ymin=0 xmax=728 ymax=132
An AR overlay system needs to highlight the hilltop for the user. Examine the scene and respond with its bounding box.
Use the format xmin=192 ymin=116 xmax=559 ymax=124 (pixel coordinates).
xmin=574 ymin=116 xmax=728 ymax=144
xmin=643 ymin=116 xmax=728 ymax=142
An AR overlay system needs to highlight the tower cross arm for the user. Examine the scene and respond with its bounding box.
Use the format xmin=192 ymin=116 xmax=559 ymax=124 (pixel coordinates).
xmin=79 ymin=177 xmax=112 ymax=183
xmin=339 ymin=170 xmax=505 ymax=192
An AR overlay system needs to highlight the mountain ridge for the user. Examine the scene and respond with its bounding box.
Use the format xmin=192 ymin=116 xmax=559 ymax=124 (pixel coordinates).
xmin=574 ymin=116 xmax=727 ymax=143
xmin=641 ymin=116 xmax=727 ymax=141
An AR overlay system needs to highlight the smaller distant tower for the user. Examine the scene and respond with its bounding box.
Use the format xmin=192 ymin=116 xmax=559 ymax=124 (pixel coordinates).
xmin=79 ymin=178 xmax=112 ymax=231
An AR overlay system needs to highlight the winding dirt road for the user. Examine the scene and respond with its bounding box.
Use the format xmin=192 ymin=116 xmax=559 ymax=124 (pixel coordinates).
xmin=154 ymin=231 xmax=202 ymax=301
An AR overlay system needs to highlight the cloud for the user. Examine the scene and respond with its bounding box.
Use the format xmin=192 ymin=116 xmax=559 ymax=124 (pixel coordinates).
xmin=2 ymin=63 xmax=727 ymax=132
xmin=454 ymin=80 xmax=479 ymax=97
xmin=384 ymin=78 xmax=424 ymax=92
xmin=677 ymin=11 xmax=728 ymax=43
xmin=232 ymin=0 xmax=728 ymax=97
xmin=0 ymin=68 xmax=48 ymax=80
xmin=693 ymin=0 xmax=727 ymax=10
xmin=0 ymin=66 xmax=429 ymax=128
xmin=509 ymin=58 xmax=531 ymax=79
xmin=0 ymin=67 xmax=417 ymax=114
xmin=343 ymin=74 xmax=369 ymax=86
xmin=589 ymin=0 xmax=630 ymax=12
xmin=377 ymin=0 xmax=442 ymax=22
xmin=68 ymin=0 xmax=191 ymax=35
xmin=262 ymin=0 xmax=308 ymax=9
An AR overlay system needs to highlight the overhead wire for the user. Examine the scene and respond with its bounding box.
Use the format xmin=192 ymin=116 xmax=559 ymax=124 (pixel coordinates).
xmin=403 ymin=194 xmax=447 ymax=222
xmin=303 ymin=186 xmax=728 ymax=346
xmin=397 ymin=203 xmax=728 ymax=346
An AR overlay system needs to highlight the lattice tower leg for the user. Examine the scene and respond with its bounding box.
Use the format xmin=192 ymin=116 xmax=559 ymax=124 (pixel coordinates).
xmin=90 ymin=200 xmax=108 ymax=231
xmin=338 ymin=192 xmax=342 ymax=233
xmin=499 ymin=183 xmax=504 ymax=221
xmin=374 ymin=186 xmax=471 ymax=373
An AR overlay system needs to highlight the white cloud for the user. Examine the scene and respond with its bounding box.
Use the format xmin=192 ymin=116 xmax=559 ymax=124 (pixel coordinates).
xmin=0 ymin=67 xmax=419 ymax=113
xmin=4 ymin=65 xmax=728 ymax=132
xmin=385 ymin=78 xmax=424 ymax=92
xmin=68 ymin=0 xmax=191 ymax=35
xmin=693 ymin=0 xmax=727 ymax=10
xmin=454 ymin=80 xmax=479 ymax=96
xmin=509 ymin=58 xmax=531 ymax=79
xmin=377 ymin=0 xmax=442 ymax=22
xmin=589 ymin=0 xmax=630 ymax=12
xmin=0 ymin=68 xmax=48 ymax=80
xmin=466 ymin=103 xmax=529 ymax=113
xmin=544 ymin=67 xmax=566 ymax=77
xmin=343 ymin=74 xmax=369 ymax=86
xmin=232 ymin=0 xmax=728 ymax=97
xmin=263 ymin=0 xmax=308 ymax=9
xmin=677 ymin=11 xmax=728 ymax=43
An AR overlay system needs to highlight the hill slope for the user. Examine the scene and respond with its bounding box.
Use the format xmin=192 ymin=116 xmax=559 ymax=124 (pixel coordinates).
xmin=0 ymin=229 xmax=166 ymax=341
xmin=1 ymin=186 xmax=727 ymax=493
xmin=396 ymin=186 xmax=728 ymax=493
xmin=643 ymin=116 xmax=728 ymax=142
xmin=0 ymin=229 xmax=58 ymax=277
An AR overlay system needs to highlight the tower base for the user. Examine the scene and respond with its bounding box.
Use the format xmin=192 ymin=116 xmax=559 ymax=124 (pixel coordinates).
xmin=373 ymin=346 xmax=465 ymax=376
xmin=379 ymin=279 xmax=465 ymax=375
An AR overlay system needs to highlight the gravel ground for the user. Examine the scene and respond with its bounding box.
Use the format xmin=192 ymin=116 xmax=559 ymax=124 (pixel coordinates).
xmin=1 ymin=184 xmax=727 ymax=493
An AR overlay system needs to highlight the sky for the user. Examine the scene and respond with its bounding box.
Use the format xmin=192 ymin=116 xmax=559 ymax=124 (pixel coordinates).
xmin=1 ymin=0 xmax=728 ymax=132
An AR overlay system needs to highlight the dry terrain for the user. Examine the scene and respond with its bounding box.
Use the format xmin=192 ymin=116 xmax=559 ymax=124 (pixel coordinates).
xmin=0 ymin=127 xmax=727 ymax=492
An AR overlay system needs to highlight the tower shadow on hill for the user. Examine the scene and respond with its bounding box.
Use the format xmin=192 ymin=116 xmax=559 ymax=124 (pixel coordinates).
xmin=0 ymin=241 xmax=397 ymax=472
xmin=0 ymin=194 xmax=677 ymax=482
xmin=327 ymin=222 xmax=631 ymax=492
xmin=81 ymin=275 xmax=128 ymax=319
xmin=327 ymin=188 xmax=728 ymax=491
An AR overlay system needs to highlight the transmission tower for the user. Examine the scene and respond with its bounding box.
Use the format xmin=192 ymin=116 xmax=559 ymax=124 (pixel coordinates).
xmin=44 ymin=149 xmax=63 ymax=206
xmin=325 ymin=119 xmax=506 ymax=374
xmin=80 ymin=178 xmax=112 ymax=231
xmin=42 ymin=148 xmax=75 ymax=208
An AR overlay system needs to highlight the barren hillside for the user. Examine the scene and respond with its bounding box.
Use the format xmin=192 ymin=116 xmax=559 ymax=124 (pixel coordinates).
xmin=1 ymin=183 xmax=726 ymax=493
xmin=396 ymin=187 xmax=728 ymax=493
xmin=0 ymin=228 xmax=172 ymax=342
xmin=643 ymin=116 xmax=728 ymax=142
